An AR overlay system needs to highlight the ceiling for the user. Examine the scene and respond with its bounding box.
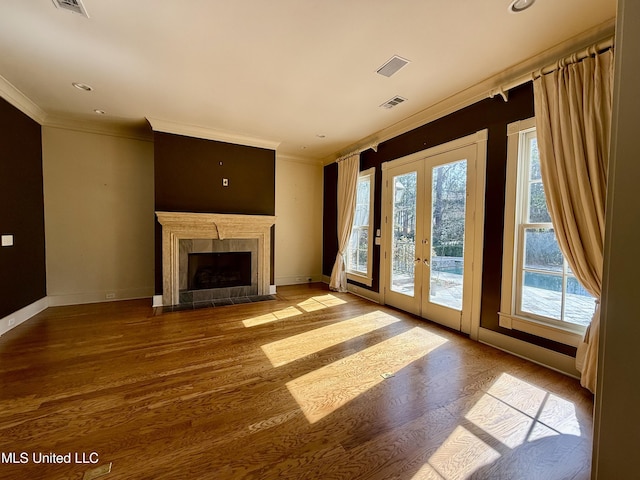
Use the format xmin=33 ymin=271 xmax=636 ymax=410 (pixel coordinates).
xmin=0 ymin=0 xmax=616 ymax=161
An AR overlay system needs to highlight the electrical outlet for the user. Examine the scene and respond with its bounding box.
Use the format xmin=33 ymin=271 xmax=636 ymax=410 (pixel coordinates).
xmin=8 ymin=318 xmax=16 ymax=327
xmin=106 ymin=292 xmax=116 ymax=299
xmin=1 ymin=235 xmax=14 ymax=247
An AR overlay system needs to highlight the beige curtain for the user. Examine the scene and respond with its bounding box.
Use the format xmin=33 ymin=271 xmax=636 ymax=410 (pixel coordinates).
xmin=329 ymin=153 xmax=360 ymax=292
xmin=533 ymin=48 xmax=614 ymax=393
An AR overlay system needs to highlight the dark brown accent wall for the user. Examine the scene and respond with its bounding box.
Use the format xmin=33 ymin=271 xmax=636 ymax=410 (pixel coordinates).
xmin=0 ymin=98 xmax=46 ymax=318
xmin=154 ymin=132 xmax=276 ymax=294
xmin=323 ymin=83 xmax=575 ymax=356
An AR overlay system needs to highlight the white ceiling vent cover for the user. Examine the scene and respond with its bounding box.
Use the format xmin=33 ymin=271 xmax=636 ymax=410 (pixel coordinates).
xmin=376 ymin=56 xmax=410 ymax=77
xmin=52 ymin=0 xmax=90 ymax=17
xmin=380 ymin=95 xmax=407 ymax=109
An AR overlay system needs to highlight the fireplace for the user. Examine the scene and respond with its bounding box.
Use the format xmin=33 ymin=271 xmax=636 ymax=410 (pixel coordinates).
xmin=179 ymin=237 xmax=259 ymax=301
xmin=156 ymin=212 xmax=276 ymax=306
xmin=188 ymin=252 xmax=251 ymax=290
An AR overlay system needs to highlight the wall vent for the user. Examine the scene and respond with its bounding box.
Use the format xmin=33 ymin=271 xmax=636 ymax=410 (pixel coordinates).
xmin=52 ymin=0 xmax=90 ymax=18
xmin=380 ymin=96 xmax=407 ymax=109
xmin=376 ymin=56 xmax=410 ymax=77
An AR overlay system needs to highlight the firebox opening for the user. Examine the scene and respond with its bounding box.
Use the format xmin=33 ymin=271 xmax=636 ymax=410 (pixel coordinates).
xmin=188 ymin=252 xmax=252 ymax=291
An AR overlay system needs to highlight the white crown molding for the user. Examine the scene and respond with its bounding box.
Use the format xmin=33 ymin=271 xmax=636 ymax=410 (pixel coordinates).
xmin=0 ymin=75 xmax=153 ymax=141
xmin=0 ymin=74 xmax=47 ymax=124
xmin=43 ymin=114 xmax=153 ymax=142
xmin=276 ymin=153 xmax=323 ymax=166
xmin=147 ymin=117 xmax=281 ymax=151
xmin=321 ymin=18 xmax=616 ymax=166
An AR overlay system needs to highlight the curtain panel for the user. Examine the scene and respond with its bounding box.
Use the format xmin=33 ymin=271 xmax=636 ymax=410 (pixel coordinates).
xmin=533 ymin=48 xmax=614 ymax=393
xmin=329 ymin=153 xmax=360 ymax=292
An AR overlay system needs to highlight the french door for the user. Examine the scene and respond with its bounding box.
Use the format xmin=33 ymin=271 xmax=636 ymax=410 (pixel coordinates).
xmin=381 ymin=133 xmax=486 ymax=335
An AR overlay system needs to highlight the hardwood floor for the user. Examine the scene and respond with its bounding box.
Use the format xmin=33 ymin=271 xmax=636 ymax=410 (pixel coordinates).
xmin=0 ymin=284 xmax=593 ymax=480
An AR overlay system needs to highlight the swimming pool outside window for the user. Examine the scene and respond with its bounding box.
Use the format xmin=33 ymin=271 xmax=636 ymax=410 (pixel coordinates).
xmin=500 ymin=119 xmax=593 ymax=346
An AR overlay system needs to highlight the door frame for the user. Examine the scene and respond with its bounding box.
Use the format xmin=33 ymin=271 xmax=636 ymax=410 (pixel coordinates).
xmin=380 ymin=130 xmax=487 ymax=340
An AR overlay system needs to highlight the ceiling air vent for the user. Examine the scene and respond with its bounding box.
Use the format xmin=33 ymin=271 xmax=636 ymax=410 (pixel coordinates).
xmin=376 ymin=56 xmax=410 ymax=77
xmin=380 ymin=95 xmax=407 ymax=109
xmin=52 ymin=0 xmax=90 ymax=18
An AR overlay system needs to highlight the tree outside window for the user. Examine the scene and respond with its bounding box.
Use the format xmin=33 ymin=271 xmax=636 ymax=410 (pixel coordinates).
xmin=516 ymin=130 xmax=595 ymax=326
xmin=346 ymin=168 xmax=374 ymax=284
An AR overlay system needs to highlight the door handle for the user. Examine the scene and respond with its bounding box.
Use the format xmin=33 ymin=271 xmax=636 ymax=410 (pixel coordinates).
xmin=423 ymin=258 xmax=430 ymax=267
xmin=414 ymin=258 xmax=421 ymax=264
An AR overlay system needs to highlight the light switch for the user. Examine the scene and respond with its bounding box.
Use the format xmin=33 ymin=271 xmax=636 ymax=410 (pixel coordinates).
xmin=222 ymin=178 xmax=229 ymax=187
xmin=1 ymin=235 xmax=14 ymax=247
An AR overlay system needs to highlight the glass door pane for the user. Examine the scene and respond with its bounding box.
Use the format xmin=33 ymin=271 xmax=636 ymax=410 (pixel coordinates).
xmin=428 ymin=160 xmax=467 ymax=310
xmin=391 ymin=171 xmax=418 ymax=296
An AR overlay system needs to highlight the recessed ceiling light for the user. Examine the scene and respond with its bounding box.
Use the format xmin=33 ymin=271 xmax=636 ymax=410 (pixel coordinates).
xmin=94 ymin=109 xmax=106 ymax=115
xmin=72 ymin=82 xmax=93 ymax=91
xmin=508 ymin=0 xmax=536 ymax=13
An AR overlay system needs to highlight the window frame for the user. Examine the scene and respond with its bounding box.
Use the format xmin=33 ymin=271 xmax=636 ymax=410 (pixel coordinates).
xmin=346 ymin=167 xmax=375 ymax=286
xmin=500 ymin=118 xmax=587 ymax=347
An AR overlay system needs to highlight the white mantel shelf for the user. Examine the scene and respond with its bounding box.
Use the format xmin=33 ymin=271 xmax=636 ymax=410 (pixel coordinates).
xmin=156 ymin=212 xmax=276 ymax=306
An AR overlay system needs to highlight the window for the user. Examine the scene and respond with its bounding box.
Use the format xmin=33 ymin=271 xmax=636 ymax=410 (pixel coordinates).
xmin=500 ymin=119 xmax=594 ymax=345
xmin=346 ymin=167 xmax=375 ymax=286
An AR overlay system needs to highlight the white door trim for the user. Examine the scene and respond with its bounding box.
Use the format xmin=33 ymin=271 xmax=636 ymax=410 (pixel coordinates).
xmin=380 ymin=130 xmax=487 ymax=340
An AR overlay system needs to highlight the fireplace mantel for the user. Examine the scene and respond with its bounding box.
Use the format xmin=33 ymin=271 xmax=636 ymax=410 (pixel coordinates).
xmin=156 ymin=212 xmax=276 ymax=305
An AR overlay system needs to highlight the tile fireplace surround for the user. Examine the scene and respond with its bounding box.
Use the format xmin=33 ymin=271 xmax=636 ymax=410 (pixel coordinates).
xmin=156 ymin=212 xmax=276 ymax=306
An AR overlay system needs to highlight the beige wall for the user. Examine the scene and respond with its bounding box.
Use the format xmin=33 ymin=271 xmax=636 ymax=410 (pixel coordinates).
xmin=274 ymin=156 xmax=323 ymax=285
xmin=41 ymin=129 xmax=323 ymax=303
xmin=593 ymin=0 xmax=640 ymax=477
xmin=42 ymin=126 xmax=155 ymax=305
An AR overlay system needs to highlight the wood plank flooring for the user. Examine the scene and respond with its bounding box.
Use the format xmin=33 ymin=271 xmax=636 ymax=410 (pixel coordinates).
xmin=0 ymin=284 xmax=593 ymax=479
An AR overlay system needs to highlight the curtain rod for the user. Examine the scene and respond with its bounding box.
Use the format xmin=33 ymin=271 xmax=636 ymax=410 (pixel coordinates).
xmin=489 ymin=36 xmax=614 ymax=102
xmin=336 ymin=140 xmax=379 ymax=162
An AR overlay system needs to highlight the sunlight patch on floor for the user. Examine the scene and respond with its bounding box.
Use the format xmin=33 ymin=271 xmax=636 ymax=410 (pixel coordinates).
xmin=286 ymin=327 xmax=448 ymax=423
xmin=420 ymin=373 xmax=584 ymax=478
xmin=484 ymin=373 xmax=582 ymax=437
xmin=424 ymin=425 xmax=501 ymax=479
xmin=297 ymin=294 xmax=347 ymax=312
xmin=464 ymin=392 xmax=538 ymax=449
xmin=242 ymin=306 xmax=302 ymax=327
xmin=261 ymin=310 xmax=399 ymax=367
xmin=485 ymin=373 xmax=548 ymax=417
xmin=536 ymin=392 xmax=582 ymax=436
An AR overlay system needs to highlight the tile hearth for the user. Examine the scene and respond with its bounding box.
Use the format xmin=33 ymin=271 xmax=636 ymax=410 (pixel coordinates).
xmin=155 ymin=294 xmax=277 ymax=314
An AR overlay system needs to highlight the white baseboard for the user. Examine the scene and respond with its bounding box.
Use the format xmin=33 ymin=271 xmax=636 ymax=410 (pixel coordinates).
xmin=47 ymin=287 xmax=154 ymax=307
xmin=478 ymin=327 xmax=580 ymax=379
xmin=319 ymin=275 xmax=380 ymax=303
xmin=347 ymin=284 xmax=381 ymax=303
xmin=0 ymin=297 xmax=49 ymax=337
xmin=275 ymin=275 xmax=322 ymax=286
